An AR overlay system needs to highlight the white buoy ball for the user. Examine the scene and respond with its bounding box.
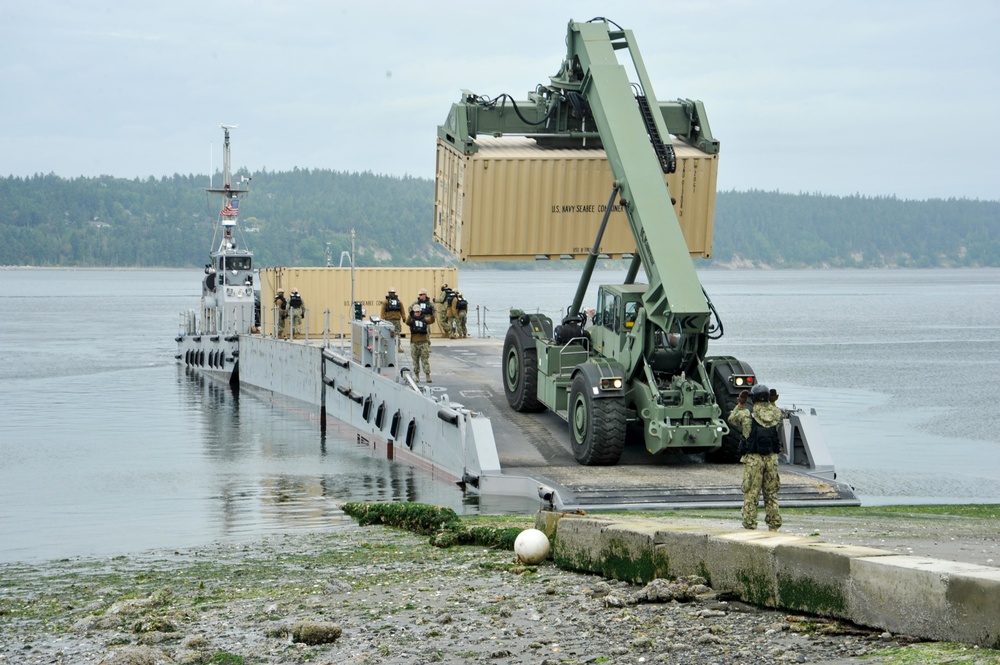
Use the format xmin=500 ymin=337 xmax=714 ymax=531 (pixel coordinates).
xmin=514 ymin=528 xmax=550 ymax=565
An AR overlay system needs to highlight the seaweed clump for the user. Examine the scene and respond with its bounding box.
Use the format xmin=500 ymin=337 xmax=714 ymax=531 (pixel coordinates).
xmin=341 ymin=502 xmax=523 ymax=550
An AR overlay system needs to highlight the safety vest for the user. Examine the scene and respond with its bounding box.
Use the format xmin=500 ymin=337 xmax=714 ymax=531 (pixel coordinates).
xmin=456 ymin=298 xmax=468 ymax=311
xmin=385 ymin=296 xmax=401 ymax=312
xmin=289 ymin=294 xmax=303 ymax=308
xmin=746 ymin=417 xmax=781 ymax=455
xmin=408 ymin=317 xmax=428 ymax=335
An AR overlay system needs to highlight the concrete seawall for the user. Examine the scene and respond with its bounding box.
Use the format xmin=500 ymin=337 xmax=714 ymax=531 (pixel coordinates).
xmin=539 ymin=512 xmax=1000 ymax=648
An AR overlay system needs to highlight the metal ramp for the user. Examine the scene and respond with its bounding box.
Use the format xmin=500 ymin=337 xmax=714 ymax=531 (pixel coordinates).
xmin=431 ymin=338 xmax=859 ymax=510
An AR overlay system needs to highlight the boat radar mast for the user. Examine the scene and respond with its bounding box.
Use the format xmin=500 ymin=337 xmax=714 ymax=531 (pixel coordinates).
xmin=208 ymin=124 xmax=250 ymax=254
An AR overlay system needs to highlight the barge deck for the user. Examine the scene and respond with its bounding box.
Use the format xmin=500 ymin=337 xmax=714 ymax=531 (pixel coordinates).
xmin=423 ymin=336 xmax=857 ymax=510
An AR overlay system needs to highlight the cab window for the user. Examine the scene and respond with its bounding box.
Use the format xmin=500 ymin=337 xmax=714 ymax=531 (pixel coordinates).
xmin=624 ymin=301 xmax=640 ymax=329
xmin=601 ymin=291 xmax=620 ymax=333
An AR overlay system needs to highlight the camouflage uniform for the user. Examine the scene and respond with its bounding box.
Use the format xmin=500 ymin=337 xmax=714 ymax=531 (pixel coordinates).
xmin=405 ymin=306 xmax=434 ymax=382
xmin=434 ymin=286 xmax=453 ymax=337
xmin=728 ymin=400 xmax=783 ymax=531
xmin=380 ymin=290 xmax=405 ymax=351
xmin=448 ymin=293 xmax=469 ymax=338
xmin=274 ymin=290 xmax=288 ymax=337
xmin=288 ymin=289 xmax=304 ymax=338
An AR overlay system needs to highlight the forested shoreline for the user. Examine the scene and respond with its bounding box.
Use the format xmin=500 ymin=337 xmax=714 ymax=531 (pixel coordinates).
xmin=1 ymin=170 xmax=997 ymax=268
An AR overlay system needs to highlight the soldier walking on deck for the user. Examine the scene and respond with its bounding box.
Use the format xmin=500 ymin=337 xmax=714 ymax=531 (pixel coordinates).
xmin=381 ymin=287 xmax=404 ymax=352
xmin=434 ymin=285 xmax=453 ymax=337
xmin=413 ymin=288 xmax=435 ymax=319
xmin=405 ymin=303 xmax=434 ymax=383
xmin=274 ymin=289 xmax=288 ymax=337
xmin=728 ymin=383 xmax=783 ymax=532
xmin=288 ymin=288 xmax=304 ymax=338
xmin=448 ymin=291 xmax=469 ymax=338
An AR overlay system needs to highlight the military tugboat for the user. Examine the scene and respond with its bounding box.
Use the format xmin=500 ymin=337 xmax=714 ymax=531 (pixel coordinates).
xmin=175 ymin=125 xmax=256 ymax=387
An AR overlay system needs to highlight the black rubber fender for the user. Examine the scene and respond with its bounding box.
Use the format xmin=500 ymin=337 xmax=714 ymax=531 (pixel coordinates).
xmin=390 ymin=410 xmax=401 ymax=439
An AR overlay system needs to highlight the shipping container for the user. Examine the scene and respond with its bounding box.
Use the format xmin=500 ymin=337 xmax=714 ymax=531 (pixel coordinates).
xmin=434 ymin=137 xmax=718 ymax=262
xmin=258 ymin=267 xmax=458 ymax=338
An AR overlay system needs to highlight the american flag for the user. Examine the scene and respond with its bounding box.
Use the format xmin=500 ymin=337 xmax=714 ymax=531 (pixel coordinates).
xmin=221 ymin=198 xmax=239 ymax=217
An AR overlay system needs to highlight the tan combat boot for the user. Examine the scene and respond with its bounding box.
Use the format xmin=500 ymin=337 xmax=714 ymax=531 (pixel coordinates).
xmin=425 ymin=373 xmax=432 ymax=383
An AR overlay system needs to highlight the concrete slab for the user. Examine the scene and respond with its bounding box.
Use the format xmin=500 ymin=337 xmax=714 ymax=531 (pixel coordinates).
xmin=773 ymin=540 xmax=896 ymax=619
xmin=704 ymin=531 xmax=812 ymax=607
xmin=850 ymin=555 xmax=1000 ymax=647
xmin=651 ymin=524 xmax=733 ymax=580
xmin=541 ymin=511 xmax=1000 ymax=647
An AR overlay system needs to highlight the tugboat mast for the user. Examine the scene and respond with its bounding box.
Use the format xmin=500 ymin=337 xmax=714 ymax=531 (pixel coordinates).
xmin=209 ymin=124 xmax=250 ymax=255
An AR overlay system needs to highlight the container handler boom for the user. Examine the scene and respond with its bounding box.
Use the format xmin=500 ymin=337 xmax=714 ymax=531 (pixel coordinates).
xmin=438 ymin=18 xmax=756 ymax=465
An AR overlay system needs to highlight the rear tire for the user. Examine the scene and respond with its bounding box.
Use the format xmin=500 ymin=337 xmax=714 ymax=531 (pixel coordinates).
xmin=708 ymin=374 xmax=743 ymax=463
xmin=569 ymin=373 xmax=625 ymax=465
xmin=503 ymin=327 xmax=544 ymax=412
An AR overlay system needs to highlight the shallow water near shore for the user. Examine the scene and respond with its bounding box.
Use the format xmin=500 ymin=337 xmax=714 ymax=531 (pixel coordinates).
xmin=2 ymin=267 xmax=999 ymax=563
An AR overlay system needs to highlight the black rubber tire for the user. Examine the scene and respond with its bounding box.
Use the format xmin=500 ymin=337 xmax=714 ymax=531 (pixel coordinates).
xmin=569 ymin=373 xmax=626 ymax=466
xmin=502 ymin=327 xmax=544 ymax=412
xmin=707 ymin=374 xmax=744 ymax=463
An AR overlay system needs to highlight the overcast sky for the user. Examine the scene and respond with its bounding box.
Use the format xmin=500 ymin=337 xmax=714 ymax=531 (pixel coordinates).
xmin=2 ymin=1 xmax=997 ymax=200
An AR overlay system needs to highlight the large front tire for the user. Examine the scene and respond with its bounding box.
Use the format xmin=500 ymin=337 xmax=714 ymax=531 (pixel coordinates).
xmin=569 ymin=373 xmax=625 ymax=466
xmin=707 ymin=372 xmax=744 ymax=463
xmin=503 ymin=327 xmax=544 ymax=412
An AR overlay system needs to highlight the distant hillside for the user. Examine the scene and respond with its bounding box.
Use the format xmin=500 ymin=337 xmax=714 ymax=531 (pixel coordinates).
xmin=709 ymin=190 xmax=1000 ymax=268
xmin=1 ymin=170 xmax=997 ymax=268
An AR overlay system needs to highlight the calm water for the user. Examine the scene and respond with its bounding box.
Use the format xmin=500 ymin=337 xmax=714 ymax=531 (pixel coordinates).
xmin=2 ymin=267 xmax=1000 ymax=562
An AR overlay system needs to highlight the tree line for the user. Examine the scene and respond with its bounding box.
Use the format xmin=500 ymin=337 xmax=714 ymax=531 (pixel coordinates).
xmin=1 ymin=170 xmax=997 ymax=268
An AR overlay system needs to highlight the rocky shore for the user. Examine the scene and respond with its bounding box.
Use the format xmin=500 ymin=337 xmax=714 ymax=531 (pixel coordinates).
xmin=3 ymin=515 xmax=976 ymax=665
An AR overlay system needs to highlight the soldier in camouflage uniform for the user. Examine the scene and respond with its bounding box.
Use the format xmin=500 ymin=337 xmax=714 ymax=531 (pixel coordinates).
xmin=728 ymin=383 xmax=783 ymax=532
xmin=405 ymin=303 xmax=434 ymax=383
xmin=380 ymin=287 xmax=405 ymax=352
xmin=434 ymin=285 xmax=453 ymax=338
xmin=448 ymin=291 xmax=469 ymax=338
xmin=288 ymin=288 xmax=304 ymax=338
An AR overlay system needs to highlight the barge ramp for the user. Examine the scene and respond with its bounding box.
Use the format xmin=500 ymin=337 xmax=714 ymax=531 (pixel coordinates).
xmin=419 ymin=337 xmax=857 ymax=510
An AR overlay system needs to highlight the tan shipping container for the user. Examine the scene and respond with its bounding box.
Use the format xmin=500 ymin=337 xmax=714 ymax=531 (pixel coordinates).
xmin=258 ymin=266 xmax=458 ymax=338
xmin=434 ymin=137 xmax=718 ymax=262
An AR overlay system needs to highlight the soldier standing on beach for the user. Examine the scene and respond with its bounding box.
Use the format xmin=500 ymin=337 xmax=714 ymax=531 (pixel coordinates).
xmin=728 ymin=383 xmax=783 ymax=532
